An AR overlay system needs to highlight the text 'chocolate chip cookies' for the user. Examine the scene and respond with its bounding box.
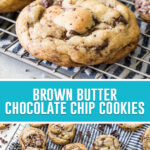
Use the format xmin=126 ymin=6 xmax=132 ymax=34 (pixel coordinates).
xmin=0 ymin=0 xmax=34 ymax=13
xmin=48 ymin=124 xmax=76 ymax=145
xmin=19 ymin=127 xmax=47 ymax=150
xmin=16 ymin=0 xmax=140 ymax=67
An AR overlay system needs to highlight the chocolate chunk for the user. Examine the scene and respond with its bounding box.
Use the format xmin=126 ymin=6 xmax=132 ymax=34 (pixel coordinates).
xmin=106 ymin=124 xmax=112 ymax=128
xmin=78 ymin=131 xmax=84 ymax=140
xmin=95 ymin=39 xmax=109 ymax=51
xmin=111 ymin=130 xmax=120 ymax=137
xmin=41 ymin=0 xmax=53 ymax=8
xmin=113 ymin=15 xmax=127 ymax=26
xmin=86 ymin=131 xmax=91 ymax=138
xmin=69 ymin=30 xmax=80 ymax=35
xmin=98 ymin=124 xmax=105 ymax=131
xmin=92 ymin=16 xmax=99 ymax=25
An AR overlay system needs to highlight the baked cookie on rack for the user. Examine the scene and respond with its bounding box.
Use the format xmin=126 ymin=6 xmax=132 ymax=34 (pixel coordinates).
xmin=30 ymin=124 xmax=46 ymax=127
xmin=118 ymin=124 xmax=144 ymax=131
xmin=0 ymin=0 xmax=34 ymax=13
xmin=0 ymin=124 xmax=9 ymax=129
xmin=142 ymin=127 xmax=150 ymax=150
xmin=48 ymin=124 xmax=76 ymax=145
xmin=62 ymin=143 xmax=87 ymax=150
xmin=19 ymin=127 xmax=47 ymax=150
xmin=135 ymin=0 xmax=150 ymax=24
xmin=16 ymin=0 xmax=140 ymax=67
xmin=91 ymin=135 xmax=121 ymax=150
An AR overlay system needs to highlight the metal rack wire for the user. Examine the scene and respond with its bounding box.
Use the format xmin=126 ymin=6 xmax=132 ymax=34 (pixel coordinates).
xmin=6 ymin=124 xmax=150 ymax=150
xmin=0 ymin=0 xmax=150 ymax=79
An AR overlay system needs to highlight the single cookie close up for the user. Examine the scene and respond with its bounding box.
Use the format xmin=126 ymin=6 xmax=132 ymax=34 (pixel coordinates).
xmin=91 ymin=135 xmax=121 ymax=150
xmin=48 ymin=124 xmax=76 ymax=145
xmin=16 ymin=0 xmax=140 ymax=67
xmin=19 ymin=127 xmax=47 ymax=150
xmin=135 ymin=0 xmax=150 ymax=24
xmin=62 ymin=143 xmax=87 ymax=150
xmin=118 ymin=124 xmax=144 ymax=131
xmin=0 ymin=0 xmax=34 ymax=13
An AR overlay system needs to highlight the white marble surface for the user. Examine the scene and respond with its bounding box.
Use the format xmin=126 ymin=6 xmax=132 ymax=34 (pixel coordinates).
xmin=0 ymin=53 xmax=56 ymax=79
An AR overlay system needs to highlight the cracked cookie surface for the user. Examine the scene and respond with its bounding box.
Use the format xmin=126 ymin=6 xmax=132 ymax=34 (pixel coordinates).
xmin=16 ymin=0 xmax=140 ymax=66
xmin=91 ymin=135 xmax=121 ymax=150
xmin=0 ymin=0 xmax=34 ymax=13
xmin=118 ymin=124 xmax=144 ymax=131
xmin=48 ymin=124 xmax=76 ymax=145
xmin=62 ymin=143 xmax=87 ymax=150
xmin=19 ymin=127 xmax=47 ymax=150
xmin=135 ymin=0 xmax=150 ymax=24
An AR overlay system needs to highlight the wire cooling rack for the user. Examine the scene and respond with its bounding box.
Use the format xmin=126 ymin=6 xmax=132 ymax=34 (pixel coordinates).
xmin=5 ymin=124 xmax=150 ymax=150
xmin=0 ymin=0 xmax=150 ymax=79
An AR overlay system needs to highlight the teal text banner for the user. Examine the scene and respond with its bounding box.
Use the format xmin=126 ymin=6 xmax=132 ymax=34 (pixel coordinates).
xmin=0 ymin=81 xmax=149 ymax=122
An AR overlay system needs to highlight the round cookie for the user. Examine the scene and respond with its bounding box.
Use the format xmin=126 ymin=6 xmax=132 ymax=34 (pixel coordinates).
xmin=118 ymin=124 xmax=144 ymax=131
xmin=19 ymin=127 xmax=47 ymax=150
xmin=142 ymin=127 xmax=150 ymax=150
xmin=62 ymin=143 xmax=87 ymax=150
xmin=16 ymin=0 xmax=140 ymax=67
xmin=48 ymin=124 xmax=76 ymax=145
xmin=91 ymin=135 xmax=121 ymax=150
xmin=0 ymin=124 xmax=9 ymax=129
xmin=135 ymin=0 xmax=150 ymax=24
xmin=30 ymin=124 xmax=46 ymax=127
xmin=0 ymin=0 xmax=34 ymax=13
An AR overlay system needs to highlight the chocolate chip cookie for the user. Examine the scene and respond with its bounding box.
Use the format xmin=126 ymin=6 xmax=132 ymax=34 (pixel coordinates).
xmin=30 ymin=124 xmax=46 ymax=127
xmin=135 ymin=0 xmax=150 ymax=24
xmin=0 ymin=124 xmax=9 ymax=129
xmin=16 ymin=0 xmax=140 ymax=67
xmin=0 ymin=0 xmax=34 ymax=13
xmin=142 ymin=127 xmax=150 ymax=150
xmin=91 ymin=135 xmax=121 ymax=150
xmin=48 ymin=124 xmax=76 ymax=145
xmin=19 ymin=127 xmax=47 ymax=150
xmin=62 ymin=143 xmax=87 ymax=150
xmin=118 ymin=124 xmax=144 ymax=131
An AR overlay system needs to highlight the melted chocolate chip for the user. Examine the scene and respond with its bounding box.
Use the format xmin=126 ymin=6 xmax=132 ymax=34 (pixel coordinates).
xmin=69 ymin=30 xmax=80 ymax=35
xmin=41 ymin=0 xmax=54 ymax=8
xmin=95 ymin=39 xmax=109 ymax=51
xmin=93 ymin=16 xmax=99 ymax=25
xmin=113 ymin=15 xmax=127 ymax=26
